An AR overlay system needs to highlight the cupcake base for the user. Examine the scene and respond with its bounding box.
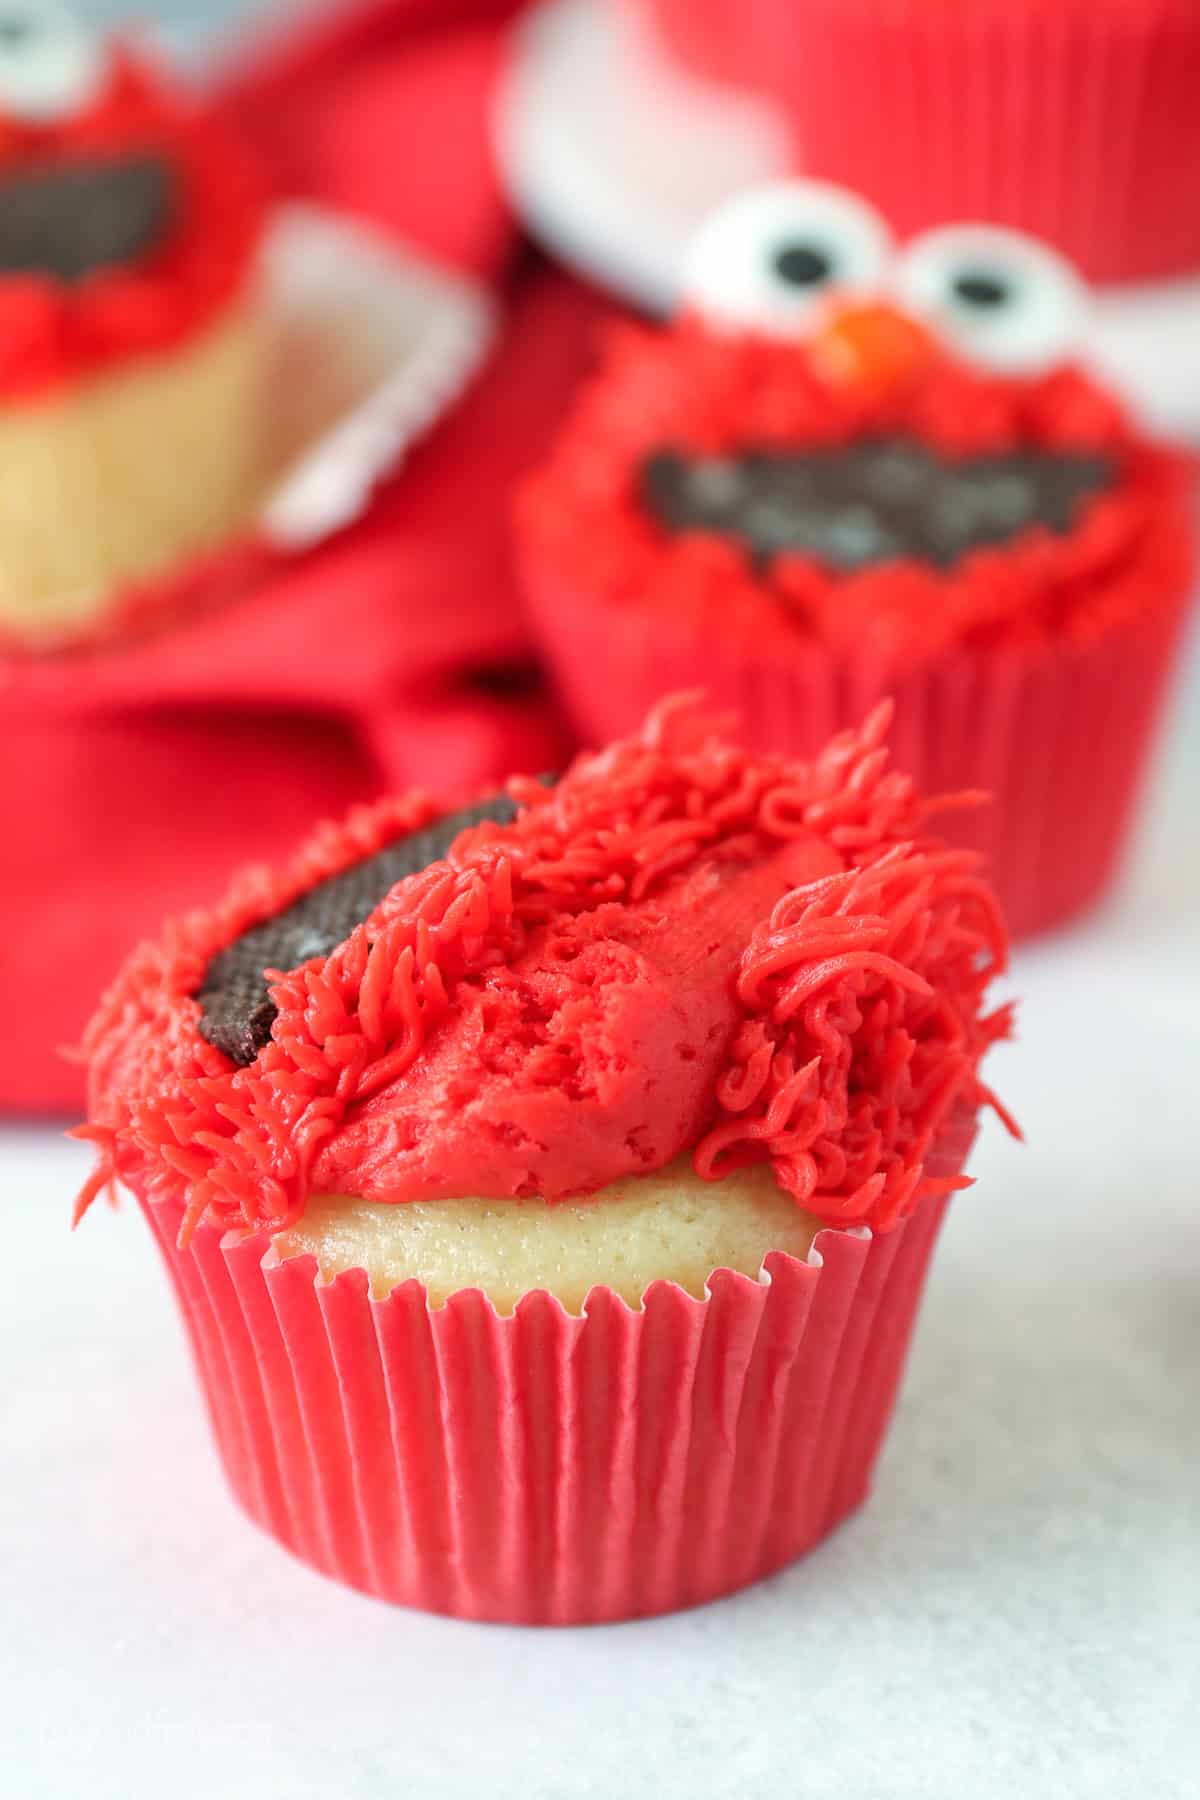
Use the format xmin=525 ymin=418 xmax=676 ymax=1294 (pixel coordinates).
xmin=0 ymin=296 xmax=263 ymax=642
xmin=137 ymin=1129 xmax=967 ymax=1625
xmin=274 ymin=1160 xmax=824 ymax=1314
xmin=522 ymin=564 xmax=1194 ymax=940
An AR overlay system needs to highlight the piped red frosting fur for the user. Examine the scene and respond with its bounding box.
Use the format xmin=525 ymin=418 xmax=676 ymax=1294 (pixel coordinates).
xmin=519 ymin=318 xmax=1193 ymax=667
xmin=76 ymin=699 xmax=1012 ymax=1243
xmin=0 ymin=49 xmax=266 ymax=399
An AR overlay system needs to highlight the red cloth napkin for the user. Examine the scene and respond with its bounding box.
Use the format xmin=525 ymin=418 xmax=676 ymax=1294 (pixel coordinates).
xmin=0 ymin=0 xmax=616 ymax=1114
xmin=214 ymin=0 xmax=528 ymax=279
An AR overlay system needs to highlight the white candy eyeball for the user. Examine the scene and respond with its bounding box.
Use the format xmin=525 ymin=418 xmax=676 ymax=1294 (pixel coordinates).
xmin=680 ymin=179 xmax=894 ymax=338
xmin=0 ymin=2 xmax=105 ymax=124
xmin=893 ymin=224 xmax=1088 ymax=376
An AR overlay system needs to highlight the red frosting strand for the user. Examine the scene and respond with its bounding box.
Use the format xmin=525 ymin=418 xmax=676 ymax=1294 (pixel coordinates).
xmin=519 ymin=318 xmax=1194 ymax=667
xmin=76 ymin=699 xmax=1012 ymax=1242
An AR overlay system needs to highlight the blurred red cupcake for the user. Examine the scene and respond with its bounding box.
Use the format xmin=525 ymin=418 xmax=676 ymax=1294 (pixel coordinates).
xmin=640 ymin=0 xmax=1200 ymax=283
xmin=0 ymin=5 xmax=267 ymax=641
xmin=519 ymin=179 xmax=1196 ymax=939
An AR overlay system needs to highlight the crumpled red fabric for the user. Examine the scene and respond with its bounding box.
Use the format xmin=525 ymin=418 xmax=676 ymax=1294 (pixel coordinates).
xmin=213 ymin=0 xmax=527 ymax=280
xmin=0 ymin=0 xmax=618 ymax=1114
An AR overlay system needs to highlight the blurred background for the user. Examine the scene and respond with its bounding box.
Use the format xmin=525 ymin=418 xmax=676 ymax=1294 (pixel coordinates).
xmin=79 ymin=0 xmax=258 ymax=31
xmin=2 ymin=1 xmax=1197 ymax=1794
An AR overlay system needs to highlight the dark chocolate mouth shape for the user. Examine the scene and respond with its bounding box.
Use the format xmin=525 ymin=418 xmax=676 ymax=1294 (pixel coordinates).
xmin=197 ymin=792 xmax=529 ymax=1068
xmin=0 ymin=152 xmax=176 ymax=285
xmin=640 ymin=437 xmax=1114 ymax=573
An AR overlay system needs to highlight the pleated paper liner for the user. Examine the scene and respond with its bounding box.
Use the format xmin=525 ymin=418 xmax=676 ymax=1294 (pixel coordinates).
xmin=522 ymin=562 xmax=1194 ymax=941
xmin=137 ymin=1119 xmax=975 ymax=1626
xmin=637 ymin=0 xmax=759 ymax=92
xmin=732 ymin=0 xmax=1200 ymax=284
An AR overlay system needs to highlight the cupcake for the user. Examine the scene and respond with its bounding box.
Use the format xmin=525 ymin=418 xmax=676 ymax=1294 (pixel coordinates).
xmin=518 ymin=180 xmax=1196 ymax=939
xmin=637 ymin=0 xmax=758 ymax=92
xmin=76 ymin=696 xmax=1012 ymax=1624
xmin=644 ymin=0 xmax=1200 ymax=284
xmin=0 ymin=4 xmax=266 ymax=643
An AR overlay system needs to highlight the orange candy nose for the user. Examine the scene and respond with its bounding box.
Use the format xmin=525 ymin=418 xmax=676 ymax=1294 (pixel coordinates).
xmin=812 ymin=301 xmax=939 ymax=398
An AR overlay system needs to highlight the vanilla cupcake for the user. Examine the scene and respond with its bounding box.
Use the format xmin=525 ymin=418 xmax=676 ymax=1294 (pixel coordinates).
xmin=277 ymin=1160 xmax=823 ymax=1314
xmin=78 ymin=698 xmax=1012 ymax=1623
xmin=0 ymin=4 xmax=266 ymax=643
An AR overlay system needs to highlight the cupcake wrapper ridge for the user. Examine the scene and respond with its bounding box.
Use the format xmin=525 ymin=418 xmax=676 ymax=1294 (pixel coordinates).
xmin=719 ymin=0 xmax=1200 ymax=284
xmin=136 ymin=1125 xmax=973 ymax=1625
xmin=523 ymin=563 xmax=1193 ymax=940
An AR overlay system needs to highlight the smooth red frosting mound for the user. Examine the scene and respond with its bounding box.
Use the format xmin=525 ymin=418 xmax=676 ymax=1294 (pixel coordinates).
xmin=311 ymin=837 xmax=837 ymax=1203
xmin=519 ymin=318 xmax=1194 ymax=667
xmin=77 ymin=698 xmax=1013 ymax=1243
xmin=0 ymin=49 xmax=266 ymax=400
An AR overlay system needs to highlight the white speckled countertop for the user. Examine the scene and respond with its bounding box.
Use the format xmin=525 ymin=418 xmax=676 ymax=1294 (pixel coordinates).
xmin=4 ymin=616 xmax=1198 ymax=1800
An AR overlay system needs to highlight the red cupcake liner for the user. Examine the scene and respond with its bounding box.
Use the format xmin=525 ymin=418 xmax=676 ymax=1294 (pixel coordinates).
xmin=638 ymin=0 xmax=758 ymax=91
xmin=714 ymin=0 xmax=1200 ymax=284
xmin=134 ymin=1122 xmax=973 ymax=1625
xmin=522 ymin=562 xmax=1194 ymax=940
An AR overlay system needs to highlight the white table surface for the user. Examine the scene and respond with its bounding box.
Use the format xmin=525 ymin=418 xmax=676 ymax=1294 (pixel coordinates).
xmin=4 ymin=626 xmax=1199 ymax=1800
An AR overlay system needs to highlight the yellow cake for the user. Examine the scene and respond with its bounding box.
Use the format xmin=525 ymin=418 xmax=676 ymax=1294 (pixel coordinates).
xmin=0 ymin=299 xmax=261 ymax=637
xmin=277 ymin=1161 xmax=825 ymax=1313
xmin=0 ymin=22 xmax=266 ymax=642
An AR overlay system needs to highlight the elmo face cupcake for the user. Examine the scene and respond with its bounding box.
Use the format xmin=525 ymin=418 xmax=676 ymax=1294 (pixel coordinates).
xmin=78 ymin=697 xmax=1011 ymax=1624
xmin=0 ymin=3 xmax=266 ymax=642
xmin=519 ymin=180 xmax=1196 ymax=938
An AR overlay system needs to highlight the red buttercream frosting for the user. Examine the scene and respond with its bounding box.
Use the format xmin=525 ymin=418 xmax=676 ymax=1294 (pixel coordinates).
xmin=0 ymin=49 xmax=266 ymax=400
xmin=77 ymin=698 xmax=1013 ymax=1243
xmin=519 ymin=318 xmax=1193 ymax=668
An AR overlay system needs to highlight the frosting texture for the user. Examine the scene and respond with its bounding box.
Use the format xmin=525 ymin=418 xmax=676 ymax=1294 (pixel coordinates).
xmin=77 ymin=699 xmax=1012 ymax=1243
xmin=0 ymin=50 xmax=265 ymax=399
xmin=520 ymin=318 xmax=1193 ymax=668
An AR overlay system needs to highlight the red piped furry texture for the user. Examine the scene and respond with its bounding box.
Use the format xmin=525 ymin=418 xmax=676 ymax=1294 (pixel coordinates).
xmin=77 ymin=698 xmax=1012 ymax=1243
xmin=518 ymin=317 xmax=1194 ymax=668
xmin=0 ymin=49 xmax=266 ymax=400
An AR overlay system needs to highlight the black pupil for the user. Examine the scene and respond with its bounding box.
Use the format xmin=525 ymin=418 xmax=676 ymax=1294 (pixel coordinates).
xmin=773 ymin=242 xmax=833 ymax=288
xmin=953 ymin=271 xmax=1012 ymax=308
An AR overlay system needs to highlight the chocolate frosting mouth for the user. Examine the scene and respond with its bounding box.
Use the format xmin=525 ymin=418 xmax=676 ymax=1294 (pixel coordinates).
xmin=197 ymin=792 xmax=530 ymax=1068
xmin=639 ymin=437 xmax=1114 ymax=573
xmin=0 ymin=152 xmax=176 ymax=284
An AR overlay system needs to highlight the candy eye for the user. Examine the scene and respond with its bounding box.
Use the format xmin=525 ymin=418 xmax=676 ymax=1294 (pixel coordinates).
xmin=680 ymin=179 xmax=893 ymax=337
xmin=0 ymin=2 xmax=105 ymax=124
xmin=893 ymin=225 xmax=1088 ymax=375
